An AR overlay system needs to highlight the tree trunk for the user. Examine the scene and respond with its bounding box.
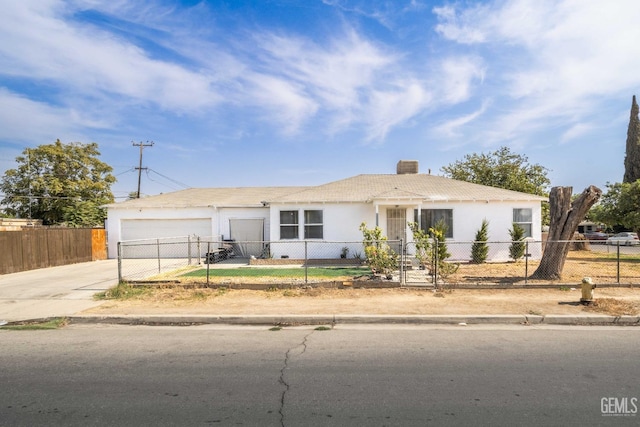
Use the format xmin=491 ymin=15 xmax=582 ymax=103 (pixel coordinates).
xmin=530 ymin=186 xmax=602 ymax=280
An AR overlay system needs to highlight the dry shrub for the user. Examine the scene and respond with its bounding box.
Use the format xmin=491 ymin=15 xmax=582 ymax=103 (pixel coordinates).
xmin=584 ymin=298 xmax=640 ymax=316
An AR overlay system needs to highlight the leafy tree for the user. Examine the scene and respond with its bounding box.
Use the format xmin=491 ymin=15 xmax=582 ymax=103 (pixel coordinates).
xmin=0 ymin=139 xmax=115 ymax=226
xmin=471 ymin=219 xmax=489 ymax=264
xmin=442 ymin=146 xmax=550 ymax=224
xmin=441 ymin=146 xmax=550 ymax=196
xmin=589 ymin=181 xmax=640 ymax=232
xmin=359 ymin=222 xmax=398 ymax=278
xmin=508 ymin=223 xmax=526 ymax=261
xmin=624 ymin=95 xmax=640 ymax=183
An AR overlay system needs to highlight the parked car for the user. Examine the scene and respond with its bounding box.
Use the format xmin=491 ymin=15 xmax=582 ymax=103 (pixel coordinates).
xmin=584 ymin=231 xmax=609 ymax=241
xmin=606 ymin=232 xmax=640 ymax=246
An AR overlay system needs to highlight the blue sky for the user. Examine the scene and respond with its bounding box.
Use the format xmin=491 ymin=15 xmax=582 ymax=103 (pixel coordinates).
xmin=1 ymin=0 xmax=638 ymax=201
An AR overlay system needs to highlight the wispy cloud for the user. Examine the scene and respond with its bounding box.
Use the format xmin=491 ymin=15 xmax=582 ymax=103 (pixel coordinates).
xmin=433 ymin=100 xmax=491 ymax=138
xmin=432 ymin=0 xmax=640 ymax=150
xmin=1 ymin=0 xmax=639 ymax=194
xmin=0 ymin=1 xmax=220 ymax=111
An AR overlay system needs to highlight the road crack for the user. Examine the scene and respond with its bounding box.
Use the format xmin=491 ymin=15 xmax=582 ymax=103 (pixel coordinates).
xmin=278 ymin=331 xmax=313 ymax=427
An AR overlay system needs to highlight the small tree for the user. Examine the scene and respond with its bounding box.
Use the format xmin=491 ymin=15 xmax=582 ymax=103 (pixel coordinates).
xmin=471 ymin=219 xmax=489 ymax=263
xmin=430 ymin=219 xmax=452 ymax=263
xmin=409 ymin=220 xmax=458 ymax=281
xmin=508 ymin=223 xmax=526 ymax=261
xmin=408 ymin=221 xmax=431 ymax=269
xmin=359 ymin=222 xmax=398 ymax=278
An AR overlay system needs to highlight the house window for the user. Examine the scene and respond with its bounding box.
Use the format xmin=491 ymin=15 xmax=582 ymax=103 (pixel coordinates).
xmin=513 ymin=208 xmax=532 ymax=237
xmin=280 ymin=210 xmax=299 ymax=239
xmin=304 ymin=210 xmax=323 ymax=239
xmin=414 ymin=209 xmax=453 ymax=238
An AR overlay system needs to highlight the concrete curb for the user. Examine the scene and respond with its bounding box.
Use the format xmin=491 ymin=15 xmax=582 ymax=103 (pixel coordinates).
xmin=63 ymin=314 xmax=640 ymax=326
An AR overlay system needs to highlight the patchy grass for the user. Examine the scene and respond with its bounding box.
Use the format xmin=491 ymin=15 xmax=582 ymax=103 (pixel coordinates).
xmin=1 ymin=317 xmax=67 ymax=330
xmin=584 ymin=298 xmax=640 ymax=316
xmin=95 ymin=282 xmax=154 ymax=300
xmin=181 ymin=266 xmax=370 ymax=279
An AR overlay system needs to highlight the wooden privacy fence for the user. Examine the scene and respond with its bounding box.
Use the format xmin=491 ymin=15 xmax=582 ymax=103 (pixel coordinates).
xmin=0 ymin=228 xmax=107 ymax=275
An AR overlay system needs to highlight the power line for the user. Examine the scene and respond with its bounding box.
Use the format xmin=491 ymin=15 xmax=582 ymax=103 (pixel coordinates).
xmin=147 ymin=168 xmax=191 ymax=189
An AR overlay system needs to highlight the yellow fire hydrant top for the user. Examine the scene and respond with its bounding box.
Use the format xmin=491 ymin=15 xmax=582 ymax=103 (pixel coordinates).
xmin=580 ymin=277 xmax=596 ymax=303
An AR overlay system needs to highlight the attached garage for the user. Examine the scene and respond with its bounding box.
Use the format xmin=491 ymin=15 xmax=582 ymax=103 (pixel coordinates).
xmin=106 ymin=187 xmax=306 ymax=259
xmin=118 ymin=218 xmax=212 ymax=259
xmin=121 ymin=218 xmax=212 ymax=241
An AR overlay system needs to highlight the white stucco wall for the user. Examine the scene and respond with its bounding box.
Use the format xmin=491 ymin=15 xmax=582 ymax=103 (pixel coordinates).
xmin=266 ymin=200 xmax=542 ymax=261
xmin=107 ymin=199 xmax=543 ymax=261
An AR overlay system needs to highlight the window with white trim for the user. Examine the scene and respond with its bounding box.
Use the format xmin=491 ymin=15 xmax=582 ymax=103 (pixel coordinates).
xmin=414 ymin=209 xmax=453 ymax=238
xmin=304 ymin=210 xmax=323 ymax=239
xmin=513 ymin=208 xmax=532 ymax=237
xmin=280 ymin=210 xmax=299 ymax=239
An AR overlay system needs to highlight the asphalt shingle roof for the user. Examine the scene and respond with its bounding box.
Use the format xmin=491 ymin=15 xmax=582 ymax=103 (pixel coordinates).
xmin=269 ymin=174 xmax=548 ymax=203
xmin=106 ymin=187 xmax=309 ymax=209
xmin=108 ymin=174 xmax=546 ymax=209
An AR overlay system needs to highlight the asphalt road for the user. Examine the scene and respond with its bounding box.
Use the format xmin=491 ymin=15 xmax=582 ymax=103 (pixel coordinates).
xmin=2 ymin=324 xmax=640 ymax=426
xmin=589 ymin=242 xmax=640 ymax=255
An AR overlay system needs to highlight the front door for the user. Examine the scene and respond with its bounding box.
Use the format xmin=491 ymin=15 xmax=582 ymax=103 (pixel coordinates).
xmin=386 ymin=208 xmax=406 ymax=254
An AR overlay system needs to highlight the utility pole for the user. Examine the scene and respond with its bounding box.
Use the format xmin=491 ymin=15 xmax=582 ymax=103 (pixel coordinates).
xmin=132 ymin=141 xmax=154 ymax=198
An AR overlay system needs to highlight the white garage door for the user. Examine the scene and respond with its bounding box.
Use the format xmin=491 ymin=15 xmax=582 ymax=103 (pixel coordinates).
xmin=121 ymin=218 xmax=211 ymax=241
xmin=120 ymin=219 xmax=211 ymax=259
xmin=229 ymin=218 xmax=265 ymax=257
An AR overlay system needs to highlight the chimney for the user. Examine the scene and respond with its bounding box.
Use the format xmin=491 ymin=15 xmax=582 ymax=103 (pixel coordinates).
xmin=396 ymin=160 xmax=419 ymax=175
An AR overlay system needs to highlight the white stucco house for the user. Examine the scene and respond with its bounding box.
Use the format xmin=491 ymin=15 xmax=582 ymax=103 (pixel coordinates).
xmin=106 ymin=161 xmax=547 ymax=261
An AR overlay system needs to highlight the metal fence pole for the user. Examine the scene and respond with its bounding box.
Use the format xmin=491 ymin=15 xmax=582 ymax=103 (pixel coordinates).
xmin=206 ymin=241 xmax=210 ymax=286
xmin=400 ymin=238 xmax=405 ymax=286
xmin=117 ymin=241 xmax=122 ymax=283
xmin=304 ymin=241 xmax=308 ymax=284
xmin=525 ymin=240 xmax=529 ymax=285
xmin=433 ymin=237 xmax=438 ymax=287
xmin=617 ymin=242 xmax=621 ymax=284
xmin=188 ymin=235 xmax=192 ymax=265
xmin=197 ymin=237 xmax=201 ymax=265
xmin=157 ymin=238 xmax=161 ymax=274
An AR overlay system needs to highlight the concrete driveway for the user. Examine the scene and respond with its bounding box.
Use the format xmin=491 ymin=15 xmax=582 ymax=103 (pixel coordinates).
xmin=0 ymin=260 xmax=118 ymax=322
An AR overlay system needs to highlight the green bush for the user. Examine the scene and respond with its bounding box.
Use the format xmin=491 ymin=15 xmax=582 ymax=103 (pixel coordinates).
xmin=509 ymin=223 xmax=526 ymax=261
xmin=471 ymin=219 xmax=489 ymax=263
xmin=359 ymin=222 xmax=398 ymax=277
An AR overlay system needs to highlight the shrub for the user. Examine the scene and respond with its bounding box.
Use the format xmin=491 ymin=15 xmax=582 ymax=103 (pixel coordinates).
xmin=509 ymin=223 xmax=526 ymax=261
xmin=359 ymin=222 xmax=398 ymax=277
xmin=471 ymin=219 xmax=489 ymax=263
xmin=408 ymin=221 xmax=431 ymax=269
xmin=409 ymin=220 xmax=458 ymax=281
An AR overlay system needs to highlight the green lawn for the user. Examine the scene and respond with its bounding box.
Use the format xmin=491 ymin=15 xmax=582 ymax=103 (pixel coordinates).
xmin=181 ymin=266 xmax=371 ymax=278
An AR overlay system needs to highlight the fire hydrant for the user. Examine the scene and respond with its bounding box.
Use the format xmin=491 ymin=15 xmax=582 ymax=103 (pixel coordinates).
xmin=580 ymin=277 xmax=596 ymax=304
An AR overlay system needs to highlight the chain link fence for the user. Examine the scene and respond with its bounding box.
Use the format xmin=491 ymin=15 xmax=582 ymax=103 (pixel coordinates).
xmin=117 ymin=237 xmax=640 ymax=287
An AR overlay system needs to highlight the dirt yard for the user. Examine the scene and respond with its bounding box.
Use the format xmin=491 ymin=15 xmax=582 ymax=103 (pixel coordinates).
xmin=85 ymin=286 xmax=640 ymax=317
